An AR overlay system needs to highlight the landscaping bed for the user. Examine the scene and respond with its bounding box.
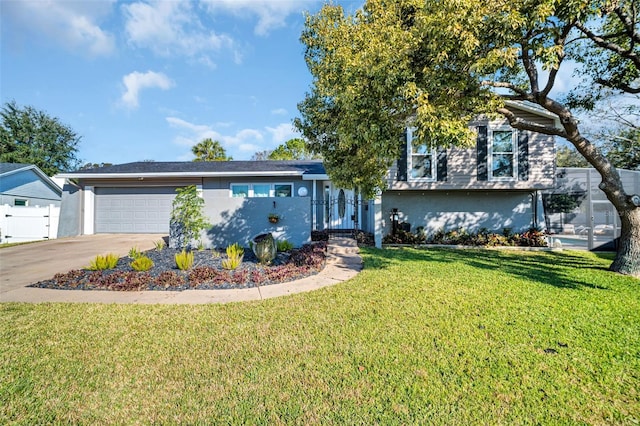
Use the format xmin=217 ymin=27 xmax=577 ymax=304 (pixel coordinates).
xmin=28 ymin=242 xmax=327 ymax=292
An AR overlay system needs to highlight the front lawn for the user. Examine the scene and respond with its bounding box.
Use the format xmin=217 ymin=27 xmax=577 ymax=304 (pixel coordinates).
xmin=1 ymin=248 xmax=638 ymax=424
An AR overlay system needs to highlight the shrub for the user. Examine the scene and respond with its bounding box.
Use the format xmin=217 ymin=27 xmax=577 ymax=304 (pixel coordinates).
xmin=130 ymin=256 xmax=154 ymax=272
xmin=170 ymin=185 xmax=211 ymax=250
xmin=154 ymin=240 xmax=165 ymax=251
xmin=277 ymin=239 xmax=294 ymax=252
xmin=128 ymin=246 xmax=142 ymax=259
xmin=175 ymin=250 xmax=194 ymax=270
xmin=87 ymin=253 xmax=119 ymax=271
xmin=156 ymin=271 xmax=185 ymax=288
xmin=222 ymin=243 xmax=244 ymax=270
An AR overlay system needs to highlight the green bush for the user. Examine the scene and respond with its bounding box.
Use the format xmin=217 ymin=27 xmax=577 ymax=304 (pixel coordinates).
xmin=222 ymin=243 xmax=244 ymax=270
xmin=88 ymin=253 xmax=119 ymax=271
xmin=277 ymin=239 xmax=294 ymax=252
xmin=154 ymin=240 xmax=165 ymax=251
xmin=175 ymin=250 xmax=194 ymax=270
xmin=130 ymin=256 xmax=154 ymax=272
xmin=128 ymin=246 xmax=142 ymax=259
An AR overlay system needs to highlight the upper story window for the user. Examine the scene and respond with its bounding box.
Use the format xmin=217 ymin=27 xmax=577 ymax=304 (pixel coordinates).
xmin=489 ymin=128 xmax=517 ymax=180
xmin=14 ymin=199 xmax=28 ymax=206
xmin=230 ymin=183 xmax=293 ymax=198
xmin=408 ymin=128 xmax=436 ymax=181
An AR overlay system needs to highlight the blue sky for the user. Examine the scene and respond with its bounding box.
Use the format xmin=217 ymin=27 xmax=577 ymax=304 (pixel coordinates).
xmin=1 ymin=0 xmax=361 ymax=165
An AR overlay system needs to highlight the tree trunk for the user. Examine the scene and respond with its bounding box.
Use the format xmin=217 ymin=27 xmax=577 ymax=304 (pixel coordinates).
xmin=610 ymin=206 xmax=640 ymax=277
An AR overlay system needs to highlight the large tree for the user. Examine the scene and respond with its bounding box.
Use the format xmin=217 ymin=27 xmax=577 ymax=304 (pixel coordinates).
xmin=0 ymin=101 xmax=82 ymax=175
xmin=191 ymin=138 xmax=232 ymax=161
xmin=297 ymin=0 xmax=640 ymax=276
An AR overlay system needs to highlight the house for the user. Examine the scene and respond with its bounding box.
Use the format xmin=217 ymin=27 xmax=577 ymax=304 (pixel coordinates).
xmin=56 ymin=161 xmax=337 ymax=248
xmin=56 ymin=101 xmax=557 ymax=248
xmin=0 ymin=163 xmax=62 ymax=207
xmin=377 ymin=101 xmax=558 ymax=244
xmin=0 ymin=163 xmax=62 ymax=243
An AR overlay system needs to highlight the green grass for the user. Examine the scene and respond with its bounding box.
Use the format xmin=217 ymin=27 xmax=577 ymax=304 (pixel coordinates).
xmin=1 ymin=248 xmax=638 ymax=424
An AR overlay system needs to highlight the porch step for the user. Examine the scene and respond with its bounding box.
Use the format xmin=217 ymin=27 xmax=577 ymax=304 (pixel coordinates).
xmin=326 ymin=237 xmax=361 ymax=265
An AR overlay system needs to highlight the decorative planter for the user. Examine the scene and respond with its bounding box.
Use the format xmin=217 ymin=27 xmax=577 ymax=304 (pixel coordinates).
xmin=252 ymin=233 xmax=277 ymax=264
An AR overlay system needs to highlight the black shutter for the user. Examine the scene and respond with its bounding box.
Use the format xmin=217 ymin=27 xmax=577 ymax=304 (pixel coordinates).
xmin=397 ymin=129 xmax=408 ymax=181
xmin=436 ymin=148 xmax=447 ymax=181
xmin=476 ymin=126 xmax=488 ymax=181
xmin=518 ymin=130 xmax=529 ymax=181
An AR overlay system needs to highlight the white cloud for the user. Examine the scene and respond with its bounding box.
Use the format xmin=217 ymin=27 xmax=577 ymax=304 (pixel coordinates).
xmin=166 ymin=116 xmax=274 ymax=159
xmin=121 ymin=71 xmax=174 ymax=109
xmin=2 ymin=0 xmax=115 ymax=55
xmin=122 ymin=1 xmax=235 ymax=62
xmin=266 ymin=123 xmax=299 ymax=144
xmin=271 ymin=108 xmax=288 ymax=116
xmin=201 ymin=0 xmax=313 ymax=35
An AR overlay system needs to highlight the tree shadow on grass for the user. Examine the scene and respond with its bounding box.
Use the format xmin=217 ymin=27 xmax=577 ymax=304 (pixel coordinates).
xmin=361 ymin=247 xmax=613 ymax=290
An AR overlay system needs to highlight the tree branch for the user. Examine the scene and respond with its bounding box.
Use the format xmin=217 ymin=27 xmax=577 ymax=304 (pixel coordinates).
xmin=596 ymin=78 xmax=640 ymax=93
xmin=541 ymin=24 xmax=574 ymax=97
xmin=481 ymin=80 xmax=528 ymax=96
xmin=575 ymin=21 xmax=640 ymax=69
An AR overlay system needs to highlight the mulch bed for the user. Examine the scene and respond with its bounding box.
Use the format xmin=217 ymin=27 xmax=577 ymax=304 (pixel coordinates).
xmin=28 ymin=242 xmax=327 ymax=292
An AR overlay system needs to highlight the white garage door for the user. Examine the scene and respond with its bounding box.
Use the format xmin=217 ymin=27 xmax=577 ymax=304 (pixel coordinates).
xmin=95 ymin=187 xmax=177 ymax=233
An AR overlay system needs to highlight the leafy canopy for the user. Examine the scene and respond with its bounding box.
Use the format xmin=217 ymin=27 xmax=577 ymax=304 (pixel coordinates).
xmin=267 ymin=138 xmax=320 ymax=160
xmin=0 ymin=101 xmax=82 ymax=175
xmin=191 ymin=138 xmax=232 ymax=162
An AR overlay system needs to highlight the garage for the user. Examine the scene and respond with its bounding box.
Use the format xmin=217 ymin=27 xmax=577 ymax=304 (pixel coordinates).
xmin=94 ymin=187 xmax=177 ymax=233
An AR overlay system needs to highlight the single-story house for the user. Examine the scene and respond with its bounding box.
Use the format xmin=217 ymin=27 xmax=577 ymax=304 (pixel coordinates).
xmin=0 ymin=163 xmax=62 ymax=207
xmin=57 ymin=101 xmax=557 ymax=248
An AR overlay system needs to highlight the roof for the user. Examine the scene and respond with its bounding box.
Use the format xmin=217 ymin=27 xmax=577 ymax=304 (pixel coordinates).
xmin=0 ymin=162 xmax=63 ymax=194
xmin=58 ymin=160 xmax=328 ymax=179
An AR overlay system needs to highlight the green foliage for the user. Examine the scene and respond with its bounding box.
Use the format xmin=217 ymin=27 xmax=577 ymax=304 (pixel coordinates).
xmin=384 ymin=227 xmax=547 ymax=247
xmin=87 ymin=253 xmax=119 ymax=271
xmin=556 ymin=145 xmax=589 ymax=168
xmin=191 ymin=138 xmax=232 ymax=161
xmin=171 ymin=185 xmax=211 ymax=249
xmin=130 ymin=256 xmax=154 ymax=272
xmin=211 ymin=249 xmax=221 ymax=259
xmin=175 ymin=250 xmax=194 ymax=271
xmin=154 ymin=240 xmax=165 ymax=251
xmin=277 ymin=239 xmax=294 ymax=252
xmin=222 ymin=243 xmax=244 ymax=270
xmin=128 ymin=247 xmax=142 ymax=259
xmin=0 ymin=100 xmax=82 ymax=175
xmin=267 ymin=138 xmax=320 ymax=160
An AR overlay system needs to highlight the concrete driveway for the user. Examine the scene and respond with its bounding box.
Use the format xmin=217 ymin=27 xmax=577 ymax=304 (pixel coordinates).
xmin=0 ymin=234 xmax=164 ymax=295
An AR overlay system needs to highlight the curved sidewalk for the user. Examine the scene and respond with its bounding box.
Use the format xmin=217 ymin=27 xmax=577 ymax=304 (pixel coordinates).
xmin=0 ymin=238 xmax=362 ymax=304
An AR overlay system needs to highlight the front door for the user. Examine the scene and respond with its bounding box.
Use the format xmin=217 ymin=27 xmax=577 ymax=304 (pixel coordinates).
xmin=325 ymin=185 xmax=357 ymax=230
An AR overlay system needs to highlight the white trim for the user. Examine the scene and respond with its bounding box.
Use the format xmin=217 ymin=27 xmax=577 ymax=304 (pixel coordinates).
xmin=58 ymin=171 xmax=306 ymax=179
xmin=504 ymin=100 xmax=562 ymax=129
xmin=488 ymin=127 xmax=518 ymax=182
xmin=84 ymin=186 xmax=95 ymax=235
xmin=302 ymin=173 xmax=329 ymax=180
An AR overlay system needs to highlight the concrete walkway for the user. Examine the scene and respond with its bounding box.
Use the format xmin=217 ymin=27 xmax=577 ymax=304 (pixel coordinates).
xmin=0 ymin=236 xmax=362 ymax=304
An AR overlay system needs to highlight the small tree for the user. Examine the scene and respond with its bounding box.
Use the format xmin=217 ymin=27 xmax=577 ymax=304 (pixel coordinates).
xmin=268 ymin=138 xmax=320 ymax=160
xmin=169 ymin=185 xmax=210 ymax=249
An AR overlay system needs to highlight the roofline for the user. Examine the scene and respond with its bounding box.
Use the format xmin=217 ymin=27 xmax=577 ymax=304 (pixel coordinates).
xmin=302 ymin=174 xmax=329 ymax=180
xmin=1 ymin=164 xmax=63 ymax=195
xmin=504 ymin=100 xmax=562 ymax=129
xmin=57 ymin=171 xmax=309 ymax=179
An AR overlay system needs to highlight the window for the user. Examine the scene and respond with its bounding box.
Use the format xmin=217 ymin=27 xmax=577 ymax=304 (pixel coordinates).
xmin=230 ymin=183 xmax=294 ymax=198
xmin=14 ymin=199 xmax=28 ymax=206
xmin=490 ymin=129 xmax=517 ymax=180
xmin=408 ymin=128 xmax=436 ymax=181
xmin=231 ymin=184 xmax=249 ymax=198
xmin=274 ymin=184 xmax=292 ymax=197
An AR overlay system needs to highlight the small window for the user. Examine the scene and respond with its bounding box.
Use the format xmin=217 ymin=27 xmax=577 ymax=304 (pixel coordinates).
xmin=14 ymin=199 xmax=28 ymax=206
xmin=274 ymin=184 xmax=292 ymax=197
xmin=231 ymin=184 xmax=249 ymax=198
xmin=490 ymin=129 xmax=517 ymax=180
xmin=253 ymin=184 xmax=271 ymax=197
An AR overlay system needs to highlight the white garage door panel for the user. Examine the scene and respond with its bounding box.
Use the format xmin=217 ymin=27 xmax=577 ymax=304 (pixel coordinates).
xmin=95 ymin=187 xmax=177 ymax=233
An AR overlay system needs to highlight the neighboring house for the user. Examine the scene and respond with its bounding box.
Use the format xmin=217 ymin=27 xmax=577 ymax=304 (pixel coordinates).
xmin=0 ymin=163 xmax=62 ymax=243
xmin=379 ymin=101 xmax=557 ymax=243
xmin=56 ymin=102 xmax=557 ymax=248
xmin=0 ymin=163 xmax=62 ymax=207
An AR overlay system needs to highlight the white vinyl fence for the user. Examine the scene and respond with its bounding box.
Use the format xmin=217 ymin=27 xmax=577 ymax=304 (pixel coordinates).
xmin=0 ymin=204 xmax=60 ymax=244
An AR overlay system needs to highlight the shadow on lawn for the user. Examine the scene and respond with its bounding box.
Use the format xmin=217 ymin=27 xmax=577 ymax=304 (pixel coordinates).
xmin=363 ymin=247 xmax=611 ymax=290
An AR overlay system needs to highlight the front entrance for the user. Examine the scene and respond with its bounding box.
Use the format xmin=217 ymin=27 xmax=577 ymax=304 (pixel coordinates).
xmin=322 ymin=184 xmax=358 ymax=231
